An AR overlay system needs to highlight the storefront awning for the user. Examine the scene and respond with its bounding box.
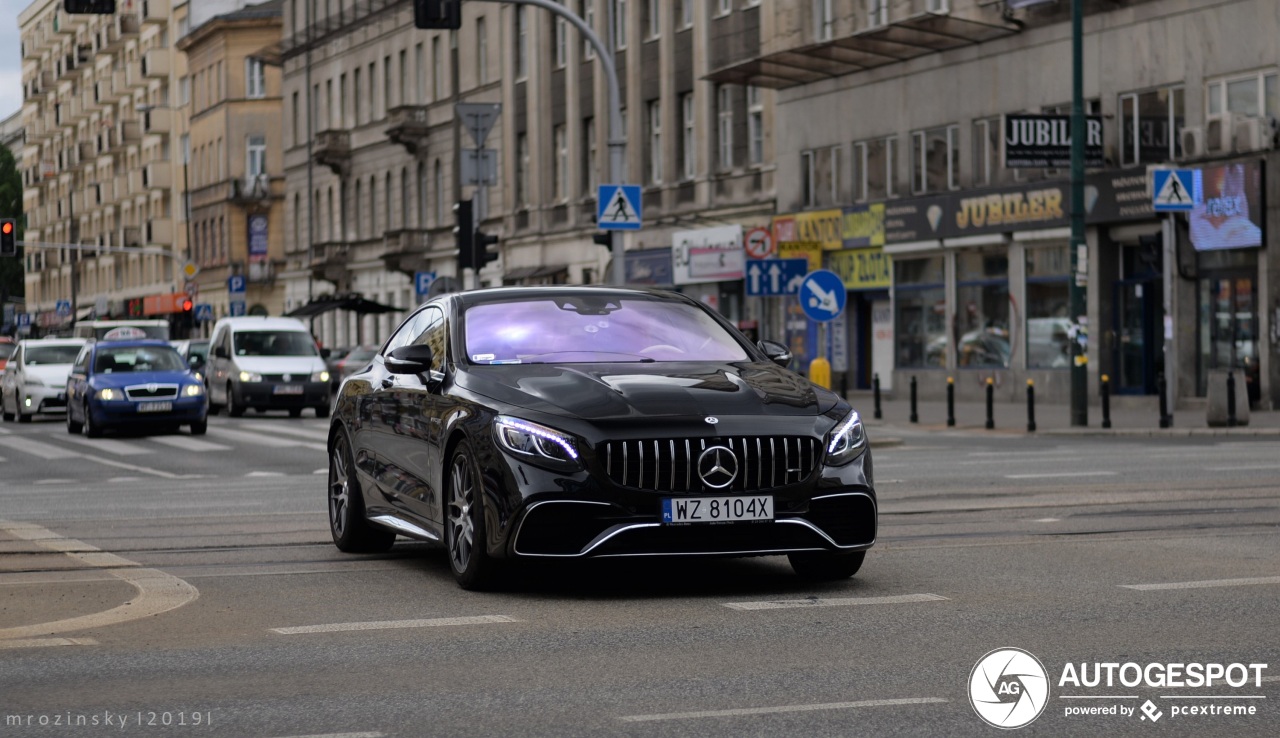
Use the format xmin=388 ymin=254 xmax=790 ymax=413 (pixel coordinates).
xmin=283 ymin=293 xmax=404 ymax=319
xmin=705 ymin=12 xmax=1021 ymax=89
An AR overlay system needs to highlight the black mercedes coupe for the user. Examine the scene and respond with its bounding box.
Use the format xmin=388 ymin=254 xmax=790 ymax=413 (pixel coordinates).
xmin=327 ymin=287 xmax=876 ymax=589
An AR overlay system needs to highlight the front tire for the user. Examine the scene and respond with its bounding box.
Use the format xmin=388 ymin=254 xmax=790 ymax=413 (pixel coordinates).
xmin=788 ymin=550 xmax=866 ymax=581
xmin=226 ymin=384 xmax=245 ymax=417
xmin=82 ymin=402 xmax=103 ymax=438
xmin=66 ymin=403 xmax=82 ymax=434
xmin=446 ymin=439 xmax=502 ymax=590
xmin=315 ymin=404 xmax=330 ymax=419
xmin=16 ymin=409 xmax=31 ymax=423
xmin=328 ymin=428 xmax=395 ymax=553
xmin=2 ymin=391 xmax=13 ymax=422
xmin=288 ymin=408 xmax=303 ymax=418
xmin=190 ymin=419 xmax=208 ymax=435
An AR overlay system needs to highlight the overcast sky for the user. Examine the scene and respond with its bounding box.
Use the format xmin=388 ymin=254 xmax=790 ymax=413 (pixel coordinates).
xmin=1 ymin=1 xmax=27 ymax=121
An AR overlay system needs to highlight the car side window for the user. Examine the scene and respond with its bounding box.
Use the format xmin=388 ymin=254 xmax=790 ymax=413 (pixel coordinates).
xmin=12 ymin=347 xmax=22 ymax=368
xmin=383 ymin=309 xmax=431 ymax=356
xmin=410 ymin=307 xmax=447 ymax=372
xmin=74 ymin=347 xmax=91 ymax=375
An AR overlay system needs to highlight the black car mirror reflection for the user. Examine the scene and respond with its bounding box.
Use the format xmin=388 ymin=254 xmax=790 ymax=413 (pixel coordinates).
xmin=386 ymin=345 xmax=435 ymax=377
xmin=758 ymin=339 xmax=793 ymax=368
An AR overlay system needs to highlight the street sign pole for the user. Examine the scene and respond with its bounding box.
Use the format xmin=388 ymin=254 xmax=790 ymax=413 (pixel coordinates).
xmin=1069 ymin=0 xmax=1088 ymax=427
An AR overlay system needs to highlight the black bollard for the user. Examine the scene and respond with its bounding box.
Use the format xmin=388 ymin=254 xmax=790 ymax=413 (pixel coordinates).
xmin=1026 ymin=379 xmax=1036 ymax=432
xmin=909 ymin=375 xmax=919 ymax=423
xmin=985 ymin=377 xmax=995 ymax=430
xmin=946 ymin=377 xmax=956 ymax=426
xmin=1157 ymin=372 xmax=1171 ymax=428
xmin=1227 ymin=370 xmax=1237 ymax=428
xmin=1101 ymin=374 xmax=1112 ymax=429
xmin=873 ymin=373 xmax=883 ymax=420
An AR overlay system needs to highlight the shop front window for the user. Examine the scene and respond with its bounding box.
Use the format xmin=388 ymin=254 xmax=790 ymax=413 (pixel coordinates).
xmin=894 ymin=256 xmax=946 ymax=369
xmin=1025 ymin=245 xmax=1071 ymax=369
xmin=955 ymin=250 xmax=1010 ymax=368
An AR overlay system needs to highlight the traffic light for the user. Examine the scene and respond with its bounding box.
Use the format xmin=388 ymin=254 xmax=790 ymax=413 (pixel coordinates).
xmin=181 ymin=297 xmax=194 ymax=312
xmin=180 ymin=297 xmax=194 ymax=333
xmin=592 ymin=232 xmax=612 ymax=247
xmin=0 ymin=219 xmax=16 ymax=257
xmin=473 ymin=229 xmax=500 ymax=269
xmin=453 ymin=199 xmax=474 ymax=271
xmin=413 ymin=0 xmax=461 ymax=30
xmin=63 ymin=0 xmax=116 ymax=14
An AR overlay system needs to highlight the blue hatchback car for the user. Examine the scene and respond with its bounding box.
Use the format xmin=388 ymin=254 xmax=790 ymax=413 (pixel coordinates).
xmin=66 ymin=339 xmax=209 ymax=437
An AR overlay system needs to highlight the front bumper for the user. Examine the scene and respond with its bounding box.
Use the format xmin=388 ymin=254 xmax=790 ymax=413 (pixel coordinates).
xmin=238 ymin=380 xmax=329 ymax=409
xmin=91 ymin=396 xmax=208 ymax=426
xmin=19 ymin=384 xmax=69 ymax=414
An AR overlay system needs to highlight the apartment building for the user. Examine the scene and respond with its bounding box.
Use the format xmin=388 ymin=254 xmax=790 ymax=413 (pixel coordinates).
xmin=280 ymin=0 xmax=778 ymax=349
xmin=713 ymin=0 xmax=1280 ymax=409
xmin=18 ymin=0 xmax=192 ymax=332
xmin=177 ymin=0 xmax=286 ymax=323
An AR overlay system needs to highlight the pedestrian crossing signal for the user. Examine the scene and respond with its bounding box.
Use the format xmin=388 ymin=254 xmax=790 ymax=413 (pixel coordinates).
xmin=0 ymin=219 xmax=16 ymax=257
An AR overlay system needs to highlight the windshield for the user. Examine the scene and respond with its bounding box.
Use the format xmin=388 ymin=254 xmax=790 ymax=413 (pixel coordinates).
xmin=94 ymin=346 xmax=187 ymax=374
xmin=0 ymin=344 xmax=15 ymax=360
xmin=26 ymin=345 xmax=83 ymax=365
xmin=186 ymin=342 xmax=210 ymax=361
xmin=233 ymin=331 xmax=320 ymax=357
xmin=463 ymin=296 xmax=750 ymax=364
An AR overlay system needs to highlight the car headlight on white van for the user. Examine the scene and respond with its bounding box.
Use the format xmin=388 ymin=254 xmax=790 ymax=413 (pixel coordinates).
xmin=239 ymin=371 xmax=263 ymax=383
xmin=826 ymin=409 xmax=867 ymax=466
xmin=312 ymin=370 xmax=330 ymax=383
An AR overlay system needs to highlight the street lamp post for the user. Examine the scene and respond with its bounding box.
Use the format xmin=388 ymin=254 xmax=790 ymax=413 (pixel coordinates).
xmin=1069 ymin=0 xmax=1088 ymax=427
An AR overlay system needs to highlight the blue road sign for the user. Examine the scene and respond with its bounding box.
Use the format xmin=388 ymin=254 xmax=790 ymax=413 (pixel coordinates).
xmin=415 ymin=270 xmax=437 ymax=297
xmin=17 ymin=313 xmax=31 ymax=327
xmin=745 ymin=258 xmax=809 ymax=297
xmin=194 ymin=303 xmax=214 ymax=322
xmin=1152 ymin=169 xmax=1198 ymax=212
xmin=799 ymin=270 xmax=847 ymax=323
xmin=229 ymin=300 xmax=247 ymax=317
xmin=227 ymin=275 xmax=248 ymax=294
xmin=597 ymin=184 xmax=643 ymax=230
xmin=56 ymin=300 xmax=71 ymax=317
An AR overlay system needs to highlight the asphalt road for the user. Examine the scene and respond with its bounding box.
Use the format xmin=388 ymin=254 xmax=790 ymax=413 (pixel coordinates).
xmin=1 ymin=413 xmax=1277 ymax=737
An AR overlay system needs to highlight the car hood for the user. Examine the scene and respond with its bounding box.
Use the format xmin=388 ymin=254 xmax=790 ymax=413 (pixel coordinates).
xmin=26 ymin=364 xmax=76 ymax=385
xmin=458 ymin=361 xmax=835 ymax=420
xmin=90 ymin=370 xmax=199 ymax=388
xmin=230 ymin=356 xmax=326 ymax=375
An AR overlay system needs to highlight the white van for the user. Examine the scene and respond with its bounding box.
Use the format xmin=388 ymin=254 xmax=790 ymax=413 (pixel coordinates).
xmin=206 ymin=317 xmax=330 ymax=418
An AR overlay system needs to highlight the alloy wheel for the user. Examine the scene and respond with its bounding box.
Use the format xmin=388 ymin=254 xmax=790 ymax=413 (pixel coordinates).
xmin=448 ymin=453 xmax=477 ymax=573
xmin=328 ymin=435 xmax=350 ymax=538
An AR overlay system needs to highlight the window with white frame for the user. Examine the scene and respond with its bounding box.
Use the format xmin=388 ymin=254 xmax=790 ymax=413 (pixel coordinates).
xmin=679 ymin=0 xmax=692 ymax=29
xmin=747 ymin=86 xmax=764 ymax=165
xmin=583 ymin=116 xmax=597 ymax=194
xmin=801 ymin=145 xmax=841 ymax=208
xmin=179 ymin=75 xmax=190 ymax=106
xmin=582 ymin=1 xmax=596 ymax=59
xmin=246 ymin=58 xmax=265 ymax=98
xmin=1119 ymin=86 xmax=1184 ymax=166
xmin=911 ymin=124 xmax=959 ymax=194
xmin=926 ymin=0 xmax=949 ymax=13
xmin=1206 ymin=70 xmax=1279 ymax=118
xmin=435 ymin=159 xmax=445 ymax=223
xmin=814 ymin=0 xmax=834 ymax=41
xmin=717 ymin=85 xmax=733 ymax=171
xmin=433 ymin=37 xmax=445 ymax=98
xmin=648 ymin=99 xmax=662 ymax=184
xmin=717 ymin=0 xmax=732 ymax=17
xmin=398 ymin=50 xmax=407 ymax=108
xmin=554 ymin=124 xmax=568 ymax=200
xmin=477 ymin=17 xmax=489 ymax=84
xmin=516 ymin=7 xmax=528 ymax=79
xmin=614 ymin=0 xmax=627 ymax=50
xmin=415 ymin=44 xmax=425 ymax=102
xmin=647 ymin=0 xmax=660 ymax=38
xmin=681 ymin=93 xmax=696 ymax=180
xmin=555 ymin=12 xmax=568 ymax=68
xmin=516 ymin=133 xmax=530 ymax=206
xmin=852 ymin=135 xmax=897 ymax=201
xmin=247 ymin=136 xmax=266 ymax=178
xmin=867 ymin=0 xmax=888 ymax=28
xmin=972 ymin=117 xmax=1001 ymax=186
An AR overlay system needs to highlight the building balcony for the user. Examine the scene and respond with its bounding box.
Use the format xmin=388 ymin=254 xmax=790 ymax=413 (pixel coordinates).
xmin=146 ymin=218 xmax=173 ymax=246
xmin=380 ymin=230 xmax=433 ymax=276
xmin=313 ymin=130 xmax=351 ymax=176
xmin=125 ymin=60 xmax=146 ymax=89
xmin=51 ymin=11 xmax=77 ymax=35
xmin=117 ymin=13 xmax=140 ymax=39
xmin=142 ymin=161 xmax=172 ymax=190
xmin=141 ymin=49 xmax=170 ymax=79
xmin=385 ymin=106 xmax=431 ymax=155
xmin=230 ymin=174 xmax=274 ymax=205
xmin=39 ymin=70 xmax=55 ymax=91
xmin=141 ymin=0 xmax=171 ymax=26
xmin=113 ymin=174 xmax=129 ymax=204
xmin=142 ymin=107 xmax=171 ymax=136
xmin=120 ymin=226 xmax=142 ymax=247
xmin=78 ymin=141 xmax=96 ymax=161
xmin=114 ymin=120 xmax=141 ymax=148
xmin=93 ymin=179 xmax=114 ymax=206
xmin=309 ymin=241 xmax=351 ymax=285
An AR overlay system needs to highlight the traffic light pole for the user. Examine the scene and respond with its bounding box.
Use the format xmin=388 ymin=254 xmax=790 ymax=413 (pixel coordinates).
xmin=1069 ymin=0 xmax=1088 ymax=427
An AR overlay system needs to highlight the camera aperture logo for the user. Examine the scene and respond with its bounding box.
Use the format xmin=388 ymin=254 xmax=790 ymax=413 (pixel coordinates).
xmin=969 ymin=648 xmax=1051 ymax=729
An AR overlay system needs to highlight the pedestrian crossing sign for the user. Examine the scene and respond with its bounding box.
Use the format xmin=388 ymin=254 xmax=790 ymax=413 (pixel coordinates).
xmin=1152 ymin=169 xmax=1198 ymax=212
xmin=597 ymin=184 xmax=643 ymax=230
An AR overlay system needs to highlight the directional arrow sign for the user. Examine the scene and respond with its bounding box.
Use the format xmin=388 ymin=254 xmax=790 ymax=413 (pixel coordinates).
xmin=456 ymin=103 xmax=502 ymax=148
xmin=745 ymin=258 xmax=808 ymax=297
xmin=799 ymin=269 xmax=847 ymax=322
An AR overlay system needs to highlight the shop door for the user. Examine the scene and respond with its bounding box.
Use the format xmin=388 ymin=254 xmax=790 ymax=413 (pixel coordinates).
xmin=1112 ymin=278 xmax=1162 ymax=394
xmin=1199 ymin=274 xmax=1259 ymax=402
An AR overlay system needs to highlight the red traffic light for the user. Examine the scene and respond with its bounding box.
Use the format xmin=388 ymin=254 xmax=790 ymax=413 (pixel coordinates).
xmin=1 ymin=222 xmax=13 ymax=235
xmin=181 ymin=298 xmax=194 ymax=312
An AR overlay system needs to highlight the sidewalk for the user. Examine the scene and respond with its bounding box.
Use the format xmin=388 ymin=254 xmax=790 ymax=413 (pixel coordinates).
xmin=847 ymin=393 xmax=1280 ymax=438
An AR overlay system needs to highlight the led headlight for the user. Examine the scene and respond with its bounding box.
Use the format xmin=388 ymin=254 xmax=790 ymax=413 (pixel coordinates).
xmin=311 ymin=370 xmax=330 ymax=383
xmin=183 ymin=384 xmax=205 ymax=397
xmin=95 ymin=388 xmax=121 ymax=401
xmin=493 ymin=416 xmax=582 ymax=472
xmin=826 ymin=409 xmax=867 ymax=466
xmin=239 ymin=371 xmax=263 ymax=383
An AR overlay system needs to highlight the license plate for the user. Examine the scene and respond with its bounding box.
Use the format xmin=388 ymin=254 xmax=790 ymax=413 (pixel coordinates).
xmin=273 ymin=384 xmax=304 ymax=395
xmin=662 ymin=496 xmax=774 ymax=524
xmin=137 ymin=401 xmax=173 ymax=413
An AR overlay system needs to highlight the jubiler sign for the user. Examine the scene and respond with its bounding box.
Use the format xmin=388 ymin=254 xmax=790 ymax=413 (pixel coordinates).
xmin=1003 ymin=114 xmax=1104 ymax=168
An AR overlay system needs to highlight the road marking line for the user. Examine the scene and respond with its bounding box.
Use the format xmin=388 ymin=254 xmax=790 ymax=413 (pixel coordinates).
xmin=268 ymin=733 xmax=384 ymax=738
xmin=0 ymin=637 xmax=99 ymax=650
xmin=238 ymin=424 xmax=331 ymax=442
xmin=960 ymin=457 xmax=1083 ymax=466
xmin=1005 ymin=471 xmax=1117 ymax=479
xmin=314 ymin=468 xmax=328 ymax=475
xmin=208 ymin=427 xmax=326 ymax=450
xmin=1121 ymin=576 xmax=1280 ymax=591
xmin=0 ymin=436 xmax=81 ymax=459
xmin=1033 ymin=518 xmax=1061 ymax=523
xmin=271 ymin=615 xmax=520 ymax=635
xmin=150 ymin=435 xmax=233 ymax=452
xmin=108 ymin=477 xmax=142 ymax=483
xmin=619 ymin=697 xmax=949 ymax=722
xmin=1207 ymin=464 xmax=1280 ymax=471
xmin=1260 ymin=676 xmax=1280 ymax=683
xmin=246 ymin=471 xmax=286 ymax=477
xmin=60 ymin=436 xmax=153 ymax=456
xmin=34 ymin=479 xmax=79 ymax=485
xmin=0 ymin=520 xmax=199 ymax=641
xmin=968 ymin=450 xmax=1077 ymax=457
xmin=723 ymin=593 xmax=948 ymax=611
xmin=77 ymin=452 xmax=183 ymax=479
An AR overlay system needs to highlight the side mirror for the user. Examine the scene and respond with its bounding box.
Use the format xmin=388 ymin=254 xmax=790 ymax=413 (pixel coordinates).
xmin=758 ymin=339 xmax=793 ymax=368
xmin=213 ymin=346 xmax=229 ymax=359
xmin=187 ymin=355 xmax=206 ymax=370
xmin=386 ymin=344 xmax=435 ymax=376
xmin=320 ymin=347 xmax=332 ymax=360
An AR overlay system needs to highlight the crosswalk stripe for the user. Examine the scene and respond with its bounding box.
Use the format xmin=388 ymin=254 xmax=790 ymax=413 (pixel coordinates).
xmin=150 ymin=435 xmax=232 ymax=452
xmin=207 ymin=426 xmax=319 ymax=449
xmin=0 ymin=436 xmax=82 ymax=460
xmin=233 ymin=423 xmax=330 ymax=442
xmin=60 ymin=436 xmax=154 ymax=456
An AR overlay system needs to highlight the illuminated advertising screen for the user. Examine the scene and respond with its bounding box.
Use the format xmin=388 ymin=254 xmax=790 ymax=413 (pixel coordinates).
xmin=1190 ymin=162 xmax=1264 ymax=251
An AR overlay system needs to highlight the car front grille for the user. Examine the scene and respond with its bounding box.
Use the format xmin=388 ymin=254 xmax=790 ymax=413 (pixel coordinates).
xmin=601 ymin=436 xmax=820 ymax=493
xmin=124 ymin=384 xmax=179 ymax=400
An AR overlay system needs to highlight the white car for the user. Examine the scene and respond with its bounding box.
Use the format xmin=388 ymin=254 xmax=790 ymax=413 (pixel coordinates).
xmin=0 ymin=338 xmax=87 ymax=423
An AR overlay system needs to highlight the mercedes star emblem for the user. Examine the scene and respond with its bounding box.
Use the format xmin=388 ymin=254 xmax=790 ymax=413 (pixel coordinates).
xmin=704 ymin=416 xmax=719 ymax=424
xmin=697 ymin=445 xmax=739 ymax=490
